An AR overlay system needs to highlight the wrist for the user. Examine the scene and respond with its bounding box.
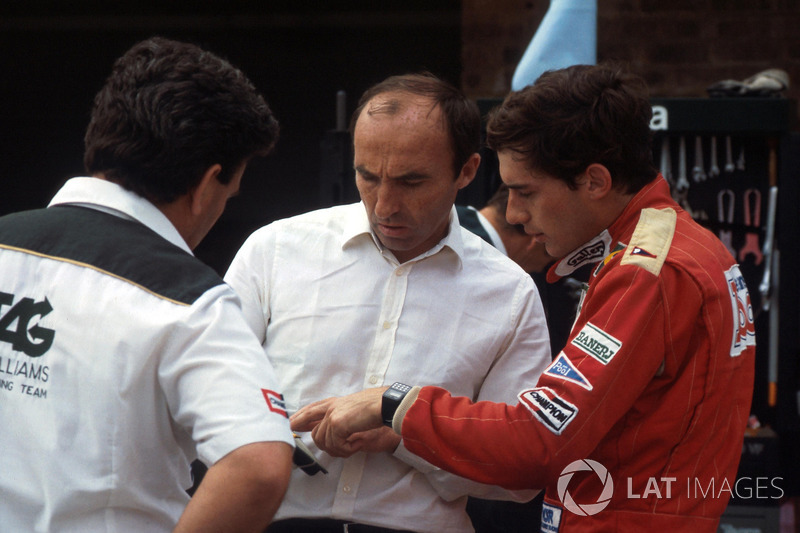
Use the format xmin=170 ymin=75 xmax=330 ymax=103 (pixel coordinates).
xmin=382 ymin=382 xmax=412 ymax=427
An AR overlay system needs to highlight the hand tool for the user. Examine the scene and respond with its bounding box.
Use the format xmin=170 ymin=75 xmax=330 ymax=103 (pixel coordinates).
xmin=739 ymin=188 xmax=763 ymax=265
xmin=708 ymin=136 xmax=720 ymax=178
xmin=692 ymin=136 xmax=707 ymax=182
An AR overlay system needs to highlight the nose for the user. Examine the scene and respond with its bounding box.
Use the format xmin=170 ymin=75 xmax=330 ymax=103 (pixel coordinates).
xmin=505 ymin=192 xmax=528 ymax=227
xmin=373 ymin=182 xmax=400 ymax=220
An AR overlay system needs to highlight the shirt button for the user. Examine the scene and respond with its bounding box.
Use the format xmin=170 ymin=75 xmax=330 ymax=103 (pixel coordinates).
xmin=395 ymin=268 xmax=405 ymax=276
xmin=343 ymin=485 xmax=352 ymax=493
xmin=382 ymin=321 xmax=391 ymax=329
xmin=369 ymin=375 xmax=378 ymax=385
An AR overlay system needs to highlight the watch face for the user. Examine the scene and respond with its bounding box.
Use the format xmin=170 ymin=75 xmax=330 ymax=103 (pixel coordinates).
xmin=386 ymin=389 xmax=405 ymax=401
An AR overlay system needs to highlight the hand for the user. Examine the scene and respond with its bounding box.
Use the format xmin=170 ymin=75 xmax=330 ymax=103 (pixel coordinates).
xmin=346 ymin=427 xmax=401 ymax=454
xmin=290 ymin=387 xmax=387 ymax=458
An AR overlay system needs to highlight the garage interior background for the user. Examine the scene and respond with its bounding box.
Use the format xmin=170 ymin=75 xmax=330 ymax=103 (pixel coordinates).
xmin=2 ymin=0 xmax=800 ymax=507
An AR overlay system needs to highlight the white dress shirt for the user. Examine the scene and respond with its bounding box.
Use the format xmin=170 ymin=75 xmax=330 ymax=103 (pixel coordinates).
xmin=0 ymin=178 xmax=293 ymax=532
xmin=225 ymin=202 xmax=551 ymax=533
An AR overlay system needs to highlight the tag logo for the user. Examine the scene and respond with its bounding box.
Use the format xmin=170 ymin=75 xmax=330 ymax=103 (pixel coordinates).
xmin=545 ymin=353 xmax=593 ymax=391
xmin=540 ymin=502 xmax=562 ymax=532
xmin=571 ymin=323 xmax=622 ymax=365
xmin=0 ymin=291 xmax=55 ymax=358
xmin=519 ymin=387 xmax=577 ymax=435
xmin=262 ymin=389 xmax=289 ymax=418
xmin=725 ymin=265 xmax=755 ymax=357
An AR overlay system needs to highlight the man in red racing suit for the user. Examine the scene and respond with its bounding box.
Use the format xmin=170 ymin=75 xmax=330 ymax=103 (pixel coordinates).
xmin=292 ymin=64 xmax=756 ymax=532
xmin=393 ymin=175 xmax=756 ymax=531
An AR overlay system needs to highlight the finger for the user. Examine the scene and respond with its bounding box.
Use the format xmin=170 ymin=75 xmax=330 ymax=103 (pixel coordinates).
xmin=290 ymin=399 xmax=333 ymax=430
xmin=312 ymin=419 xmax=362 ymax=458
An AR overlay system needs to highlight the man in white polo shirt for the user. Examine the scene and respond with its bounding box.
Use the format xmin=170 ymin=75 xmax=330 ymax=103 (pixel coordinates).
xmin=0 ymin=37 xmax=294 ymax=532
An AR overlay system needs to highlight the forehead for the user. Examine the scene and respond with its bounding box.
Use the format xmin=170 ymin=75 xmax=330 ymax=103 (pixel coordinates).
xmin=497 ymin=151 xmax=535 ymax=184
xmin=357 ymin=92 xmax=444 ymax=132
xmin=353 ymin=94 xmax=452 ymax=166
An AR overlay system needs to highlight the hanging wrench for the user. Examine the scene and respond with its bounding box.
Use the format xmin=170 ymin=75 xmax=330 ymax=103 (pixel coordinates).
xmin=692 ymin=136 xmax=707 ymax=182
xmin=676 ymin=136 xmax=690 ymax=192
xmin=760 ymin=139 xmax=779 ymax=311
xmin=659 ymin=136 xmax=673 ymax=187
xmin=717 ymin=189 xmax=736 ymax=258
xmin=724 ymin=136 xmax=736 ymax=173
xmin=737 ymin=145 xmax=746 ymax=171
xmin=739 ymin=188 xmax=763 ymax=265
xmin=708 ymin=136 xmax=720 ymax=178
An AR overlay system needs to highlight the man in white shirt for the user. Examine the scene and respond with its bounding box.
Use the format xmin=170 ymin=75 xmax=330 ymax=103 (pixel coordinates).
xmin=0 ymin=37 xmax=294 ymax=532
xmin=225 ymin=73 xmax=551 ymax=533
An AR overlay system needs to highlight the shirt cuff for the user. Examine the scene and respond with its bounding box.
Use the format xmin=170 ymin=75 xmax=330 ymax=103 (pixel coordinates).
xmin=391 ymin=385 xmax=422 ymax=435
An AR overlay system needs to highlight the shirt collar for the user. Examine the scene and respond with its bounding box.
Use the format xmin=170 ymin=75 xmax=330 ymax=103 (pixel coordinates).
xmin=48 ymin=177 xmax=193 ymax=255
xmin=341 ymin=203 xmax=464 ymax=267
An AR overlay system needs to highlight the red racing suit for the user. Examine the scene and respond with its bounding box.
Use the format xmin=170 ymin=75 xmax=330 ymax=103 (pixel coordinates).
xmin=398 ymin=177 xmax=755 ymax=532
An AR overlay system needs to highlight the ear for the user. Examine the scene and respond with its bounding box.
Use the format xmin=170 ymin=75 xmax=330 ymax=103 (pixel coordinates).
xmin=455 ymin=153 xmax=482 ymax=190
xmin=189 ymin=164 xmax=223 ymax=217
xmin=583 ymin=163 xmax=613 ymax=200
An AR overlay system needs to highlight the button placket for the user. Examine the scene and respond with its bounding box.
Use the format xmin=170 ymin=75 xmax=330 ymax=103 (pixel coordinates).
xmin=362 ymin=264 xmax=410 ymax=389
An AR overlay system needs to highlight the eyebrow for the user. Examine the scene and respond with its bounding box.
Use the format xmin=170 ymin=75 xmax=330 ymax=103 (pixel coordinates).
xmin=354 ymin=165 xmax=431 ymax=182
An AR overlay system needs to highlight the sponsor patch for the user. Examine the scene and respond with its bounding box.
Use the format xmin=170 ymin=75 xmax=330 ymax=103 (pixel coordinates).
xmin=554 ymin=230 xmax=612 ymax=278
xmin=545 ymin=353 xmax=593 ymax=390
xmin=593 ymin=242 xmax=626 ymax=277
xmin=724 ymin=265 xmax=755 ymax=357
xmin=261 ymin=389 xmax=289 ymax=418
xmin=630 ymin=246 xmax=656 ymax=258
xmin=571 ymin=322 xmax=622 ymax=365
xmin=540 ymin=502 xmax=563 ymax=532
xmin=519 ymin=387 xmax=578 ymax=435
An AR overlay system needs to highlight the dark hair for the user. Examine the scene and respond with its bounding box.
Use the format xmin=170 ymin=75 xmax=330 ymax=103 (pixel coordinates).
xmin=350 ymin=72 xmax=481 ymax=178
xmin=84 ymin=37 xmax=279 ymax=204
xmin=486 ymin=63 xmax=658 ymax=193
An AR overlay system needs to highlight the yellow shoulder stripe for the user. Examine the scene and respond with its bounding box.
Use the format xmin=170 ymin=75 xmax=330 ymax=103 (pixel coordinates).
xmin=620 ymin=207 xmax=676 ymax=276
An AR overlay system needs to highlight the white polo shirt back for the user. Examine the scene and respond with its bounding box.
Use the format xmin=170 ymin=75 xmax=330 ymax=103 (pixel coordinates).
xmin=0 ymin=178 xmax=293 ymax=532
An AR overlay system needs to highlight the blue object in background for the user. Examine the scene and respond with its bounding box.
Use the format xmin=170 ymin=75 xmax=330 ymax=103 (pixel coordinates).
xmin=511 ymin=0 xmax=597 ymax=91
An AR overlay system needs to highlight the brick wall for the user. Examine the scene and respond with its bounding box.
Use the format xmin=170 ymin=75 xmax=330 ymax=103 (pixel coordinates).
xmin=462 ymin=0 xmax=800 ymax=117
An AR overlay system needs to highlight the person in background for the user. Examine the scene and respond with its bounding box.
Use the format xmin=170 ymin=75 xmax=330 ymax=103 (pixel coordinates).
xmin=0 ymin=37 xmax=295 ymax=532
xmin=458 ymin=183 xmax=581 ymax=358
xmin=225 ymin=72 xmax=551 ymax=533
xmin=458 ymin=184 xmax=576 ymax=533
xmin=291 ymin=63 xmax=756 ymax=533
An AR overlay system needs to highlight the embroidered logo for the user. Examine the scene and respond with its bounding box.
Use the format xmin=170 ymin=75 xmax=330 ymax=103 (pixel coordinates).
xmin=555 ymin=230 xmax=613 ymax=278
xmin=540 ymin=502 xmax=563 ymax=532
xmin=545 ymin=353 xmax=593 ymax=391
xmin=567 ymin=241 xmax=606 ymax=267
xmin=519 ymin=387 xmax=578 ymax=435
xmin=725 ymin=265 xmax=755 ymax=357
xmin=593 ymin=242 xmax=626 ymax=277
xmin=262 ymin=389 xmax=289 ymax=418
xmin=630 ymin=246 xmax=656 ymax=258
xmin=571 ymin=323 xmax=622 ymax=365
